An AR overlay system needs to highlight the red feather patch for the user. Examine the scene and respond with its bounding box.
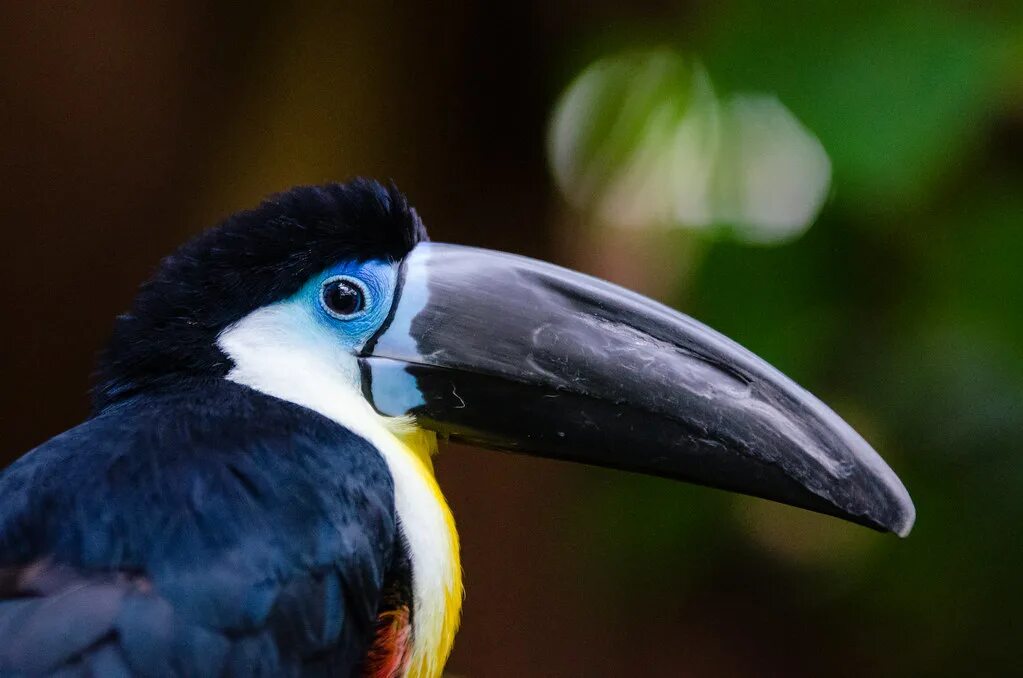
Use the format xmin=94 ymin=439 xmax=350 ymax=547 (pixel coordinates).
xmin=363 ymin=605 xmax=412 ymax=678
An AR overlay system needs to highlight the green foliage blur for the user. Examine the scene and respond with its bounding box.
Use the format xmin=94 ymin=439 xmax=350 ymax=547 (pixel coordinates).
xmin=553 ymin=2 xmax=1023 ymax=674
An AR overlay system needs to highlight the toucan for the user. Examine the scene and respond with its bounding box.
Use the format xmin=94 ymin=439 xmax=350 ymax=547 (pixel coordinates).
xmin=0 ymin=180 xmax=914 ymax=677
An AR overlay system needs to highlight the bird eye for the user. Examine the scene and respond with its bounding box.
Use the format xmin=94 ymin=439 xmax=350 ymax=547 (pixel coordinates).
xmin=320 ymin=276 xmax=368 ymax=319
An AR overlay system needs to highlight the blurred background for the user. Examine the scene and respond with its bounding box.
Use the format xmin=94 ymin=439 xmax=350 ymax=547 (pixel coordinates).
xmin=2 ymin=2 xmax=1021 ymax=675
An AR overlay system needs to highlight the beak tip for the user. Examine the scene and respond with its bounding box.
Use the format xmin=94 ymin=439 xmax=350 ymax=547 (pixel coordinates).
xmin=891 ymin=488 xmax=916 ymax=538
xmin=874 ymin=453 xmax=916 ymax=538
xmin=863 ymin=461 xmax=917 ymax=538
xmin=806 ymin=434 xmax=916 ymax=537
xmin=862 ymin=463 xmax=915 ymax=537
xmin=817 ymin=411 xmax=916 ymax=537
xmin=895 ymin=521 xmax=914 ymax=538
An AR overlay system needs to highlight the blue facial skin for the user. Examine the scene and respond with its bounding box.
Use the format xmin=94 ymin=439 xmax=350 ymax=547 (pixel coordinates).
xmin=297 ymin=258 xmax=400 ymax=353
xmin=286 ymin=257 xmax=427 ymax=416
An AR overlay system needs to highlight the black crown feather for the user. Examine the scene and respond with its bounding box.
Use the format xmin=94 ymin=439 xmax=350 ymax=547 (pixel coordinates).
xmin=94 ymin=179 xmax=428 ymax=410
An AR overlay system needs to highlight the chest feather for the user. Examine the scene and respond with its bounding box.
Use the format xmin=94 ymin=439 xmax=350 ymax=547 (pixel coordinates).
xmin=376 ymin=428 xmax=461 ymax=678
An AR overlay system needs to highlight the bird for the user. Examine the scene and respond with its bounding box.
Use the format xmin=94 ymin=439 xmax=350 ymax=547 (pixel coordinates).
xmin=0 ymin=179 xmax=914 ymax=677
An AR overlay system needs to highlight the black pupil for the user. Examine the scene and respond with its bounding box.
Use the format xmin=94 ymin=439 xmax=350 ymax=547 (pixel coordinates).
xmin=323 ymin=279 xmax=365 ymax=316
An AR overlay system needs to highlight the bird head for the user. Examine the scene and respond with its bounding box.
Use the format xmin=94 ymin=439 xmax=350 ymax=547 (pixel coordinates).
xmin=97 ymin=179 xmax=914 ymax=536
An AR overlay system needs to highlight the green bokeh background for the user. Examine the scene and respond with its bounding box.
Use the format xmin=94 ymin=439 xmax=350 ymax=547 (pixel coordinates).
xmin=563 ymin=3 xmax=1022 ymax=673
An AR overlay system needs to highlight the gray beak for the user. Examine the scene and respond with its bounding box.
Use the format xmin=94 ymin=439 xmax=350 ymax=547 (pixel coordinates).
xmin=360 ymin=243 xmax=915 ymax=536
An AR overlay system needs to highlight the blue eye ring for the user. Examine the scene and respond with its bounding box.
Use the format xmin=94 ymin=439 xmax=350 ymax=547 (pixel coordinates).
xmin=320 ymin=275 xmax=371 ymax=320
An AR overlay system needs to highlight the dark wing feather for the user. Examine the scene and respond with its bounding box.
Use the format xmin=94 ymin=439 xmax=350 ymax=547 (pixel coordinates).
xmin=0 ymin=380 xmax=397 ymax=676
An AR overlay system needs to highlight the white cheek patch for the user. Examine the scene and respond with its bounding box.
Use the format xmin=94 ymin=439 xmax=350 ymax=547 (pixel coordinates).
xmin=219 ymin=301 xmax=363 ymax=395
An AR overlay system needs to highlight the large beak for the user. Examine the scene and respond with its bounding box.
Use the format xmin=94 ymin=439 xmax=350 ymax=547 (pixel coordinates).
xmin=359 ymin=243 xmax=915 ymax=536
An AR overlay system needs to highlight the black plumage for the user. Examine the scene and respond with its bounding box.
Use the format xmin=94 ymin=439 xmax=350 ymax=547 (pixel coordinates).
xmin=0 ymin=380 xmax=398 ymax=676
